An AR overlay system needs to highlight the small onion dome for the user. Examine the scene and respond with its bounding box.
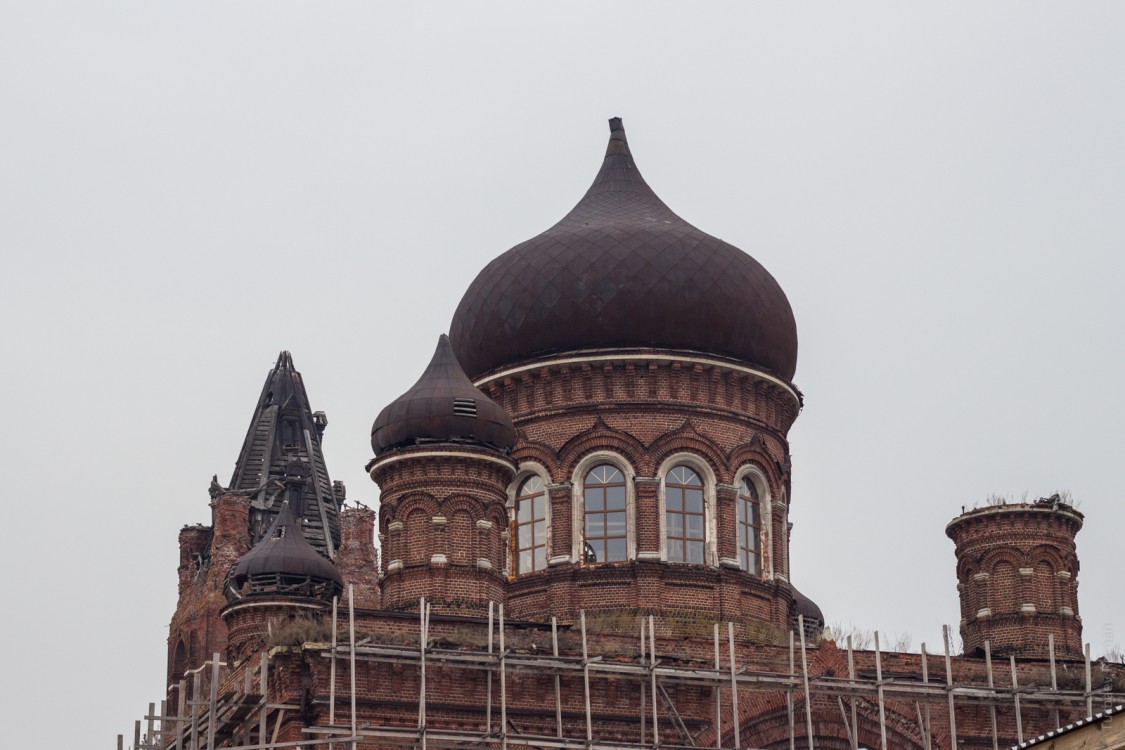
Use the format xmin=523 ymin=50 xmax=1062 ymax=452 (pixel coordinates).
xmin=370 ymin=334 xmax=516 ymax=456
xmin=791 ymin=584 xmax=824 ymax=639
xmin=450 ymin=117 xmax=798 ymax=381
xmin=228 ymin=499 xmax=343 ymax=602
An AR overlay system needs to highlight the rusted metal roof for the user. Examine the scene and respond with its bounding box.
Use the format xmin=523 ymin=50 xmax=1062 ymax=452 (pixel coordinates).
xmin=450 ymin=117 xmax=798 ymax=381
xmin=229 ymin=351 xmax=342 ymax=558
xmin=229 ymin=463 xmax=343 ymax=601
xmin=371 ymin=335 xmax=516 ymax=456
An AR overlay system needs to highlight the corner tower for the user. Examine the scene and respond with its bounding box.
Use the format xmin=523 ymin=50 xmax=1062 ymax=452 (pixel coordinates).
xmin=167 ymin=352 xmax=344 ymax=705
xmin=449 ymin=118 xmax=811 ymax=640
xmin=367 ymin=335 xmax=517 ymax=614
xmin=947 ymin=495 xmax=1084 ymax=658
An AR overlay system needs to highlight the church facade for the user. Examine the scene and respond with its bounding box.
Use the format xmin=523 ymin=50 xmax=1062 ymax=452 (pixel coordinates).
xmin=151 ymin=119 xmax=1122 ymax=750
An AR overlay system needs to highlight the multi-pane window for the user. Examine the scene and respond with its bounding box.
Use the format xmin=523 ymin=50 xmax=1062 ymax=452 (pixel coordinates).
xmin=515 ymin=476 xmax=548 ymax=573
xmin=584 ymin=464 xmax=627 ymax=563
xmin=666 ymin=465 xmax=705 ymax=564
xmin=737 ymin=477 xmax=761 ymax=574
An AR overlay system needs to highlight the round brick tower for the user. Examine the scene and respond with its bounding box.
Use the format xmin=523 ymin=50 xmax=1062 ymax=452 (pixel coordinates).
xmin=447 ymin=118 xmax=810 ymax=642
xmin=946 ymin=495 xmax=1084 ymax=659
xmin=368 ymin=335 xmax=517 ymax=615
xmin=221 ymin=462 xmax=343 ymax=666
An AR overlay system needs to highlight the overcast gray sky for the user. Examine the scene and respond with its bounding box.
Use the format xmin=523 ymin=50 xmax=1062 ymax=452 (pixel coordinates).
xmin=2 ymin=2 xmax=1123 ymax=745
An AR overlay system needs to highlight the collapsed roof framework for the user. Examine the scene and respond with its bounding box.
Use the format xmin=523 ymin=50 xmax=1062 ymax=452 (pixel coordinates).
xmin=123 ymin=592 xmax=1124 ymax=750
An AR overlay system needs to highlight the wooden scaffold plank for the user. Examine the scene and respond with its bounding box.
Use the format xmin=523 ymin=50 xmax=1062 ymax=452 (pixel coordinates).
xmin=943 ymin=625 xmax=958 ymax=750
xmin=553 ymin=616 xmax=563 ymax=739
xmin=985 ymin=640 xmax=998 ymax=750
xmin=729 ymin=622 xmax=740 ymax=750
xmin=798 ymin=616 xmax=815 ymax=750
xmin=874 ymin=632 xmax=887 ymax=750
xmin=846 ymin=636 xmax=858 ymax=750
xmin=713 ymin=623 xmax=721 ymax=750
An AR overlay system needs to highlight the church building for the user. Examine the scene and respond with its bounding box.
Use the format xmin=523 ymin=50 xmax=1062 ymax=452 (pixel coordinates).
xmin=140 ymin=118 xmax=1123 ymax=750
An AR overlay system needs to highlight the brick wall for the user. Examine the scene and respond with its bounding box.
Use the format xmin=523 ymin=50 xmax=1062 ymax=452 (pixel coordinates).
xmin=338 ymin=505 xmax=381 ymax=609
xmin=167 ymin=493 xmax=250 ymax=711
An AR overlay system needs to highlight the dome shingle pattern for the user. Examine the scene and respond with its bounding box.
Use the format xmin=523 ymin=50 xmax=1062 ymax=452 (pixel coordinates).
xmin=450 ymin=118 xmax=797 ymax=381
xmin=371 ymin=335 xmax=516 ymax=456
xmin=230 ymin=500 xmax=343 ymax=594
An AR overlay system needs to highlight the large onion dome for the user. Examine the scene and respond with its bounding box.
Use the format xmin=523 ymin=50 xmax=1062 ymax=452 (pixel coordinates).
xmin=450 ymin=117 xmax=798 ymax=381
xmin=370 ymin=334 xmax=516 ymax=456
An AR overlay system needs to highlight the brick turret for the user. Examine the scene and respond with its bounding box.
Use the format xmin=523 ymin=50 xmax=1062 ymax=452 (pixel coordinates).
xmin=947 ymin=495 xmax=1084 ymax=658
xmin=368 ymin=335 xmax=517 ymax=615
xmin=371 ymin=445 xmax=514 ymax=613
xmin=337 ymin=503 xmax=380 ymax=609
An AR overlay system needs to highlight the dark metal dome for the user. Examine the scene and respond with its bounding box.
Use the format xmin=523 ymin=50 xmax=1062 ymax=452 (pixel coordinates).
xmin=790 ymin=584 xmax=824 ymax=640
xmin=450 ymin=118 xmax=798 ymax=381
xmin=228 ymin=474 xmax=343 ymax=603
xmin=371 ymin=335 xmax=516 ymax=456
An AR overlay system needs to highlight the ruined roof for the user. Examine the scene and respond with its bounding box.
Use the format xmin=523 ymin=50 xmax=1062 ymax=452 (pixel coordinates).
xmin=229 ymin=498 xmax=343 ymax=599
xmin=450 ymin=117 xmax=798 ymax=381
xmin=371 ymin=335 xmax=516 ymax=456
xmin=229 ymin=351 xmax=341 ymax=557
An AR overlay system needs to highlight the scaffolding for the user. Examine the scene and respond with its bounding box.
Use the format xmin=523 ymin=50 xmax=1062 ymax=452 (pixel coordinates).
xmin=123 ymin=589 xmax=1125 ymax=750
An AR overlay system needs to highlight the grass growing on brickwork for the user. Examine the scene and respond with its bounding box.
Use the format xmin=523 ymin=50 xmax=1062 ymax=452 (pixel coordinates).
xmin=822 ymin=622 xmax=913 ymax=652
xmin=265 ymin=615 xmax=333 ymax=648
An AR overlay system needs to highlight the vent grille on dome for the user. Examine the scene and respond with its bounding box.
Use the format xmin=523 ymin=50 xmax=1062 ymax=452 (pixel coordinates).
xmin=453 ymin=398 xmax=477 ymax=417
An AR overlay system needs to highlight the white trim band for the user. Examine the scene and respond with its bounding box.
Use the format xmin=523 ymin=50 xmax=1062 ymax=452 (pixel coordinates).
xmin=369 ymin=450 xmax=517 ymax=476
xmin=474 ymin=351 xmax=800 ymax=405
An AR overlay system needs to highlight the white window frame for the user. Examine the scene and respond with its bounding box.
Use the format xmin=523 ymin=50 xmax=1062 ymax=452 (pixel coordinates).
xmin=733 ymin=465 xmax=773 ymax=579
xmin=571 ymin=452 xmax=636 ymax=564
xmin=507 ymin=462 xmax=552 ymax=576
xmin=657 ymin=453 xmax=718 ymax=567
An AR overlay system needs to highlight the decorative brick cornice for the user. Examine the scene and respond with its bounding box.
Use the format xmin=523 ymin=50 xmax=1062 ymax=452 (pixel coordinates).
xmin=473 ymin=350 xmax=801 ymax=406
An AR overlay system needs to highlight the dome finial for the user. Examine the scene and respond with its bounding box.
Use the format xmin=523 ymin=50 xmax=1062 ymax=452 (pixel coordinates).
xmin=606 ymin=116 xmax=629 ymax=156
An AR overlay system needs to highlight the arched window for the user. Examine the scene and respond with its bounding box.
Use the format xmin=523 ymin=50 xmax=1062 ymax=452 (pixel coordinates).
xmin=665 ymin=465 xmax=705 ymax=564
xmin=515 ymin=475 xmax=548 ymax=573
xmin=584 ymin=464 xmax=627 ymax=563
xmin=737 ymin=477 xmax=761 ymax=574
xmin=171 ymin=638 xmax=187 ymax=684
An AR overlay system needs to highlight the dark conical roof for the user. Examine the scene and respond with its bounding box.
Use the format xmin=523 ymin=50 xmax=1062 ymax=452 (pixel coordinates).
xmin=229 ymin=351 xmax=341 ymax=557
xmin=230 ymin=497 xmax=343 ymax=599
xmin=371 ymin=335 xmax=516 ymax=456
xmin=450 ymin=117 xmax=798 ymax=380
